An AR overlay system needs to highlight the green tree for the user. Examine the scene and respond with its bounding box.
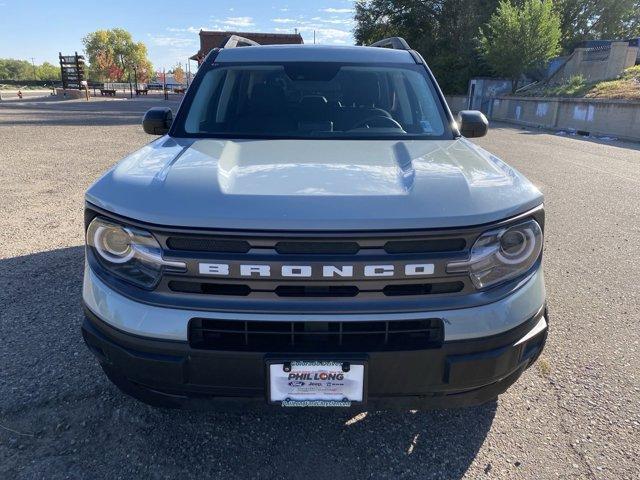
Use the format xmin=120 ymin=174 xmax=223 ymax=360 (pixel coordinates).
xmin=0 ymin=58 xmax=33 ymax=80
xmin=555 ymin=0 xmax=640 ymax=52
xmin=36 ymin=62 xmax=60 ymax=81
xmin=479 ymin=0 xmax=561 ymax=92
xmin=354 ymin=0 xmax=639 ymax=92
xmin=354 ymin=0 xmax=501 ymax=94
xmin=82 ymin=28 xmax=153 ymax=82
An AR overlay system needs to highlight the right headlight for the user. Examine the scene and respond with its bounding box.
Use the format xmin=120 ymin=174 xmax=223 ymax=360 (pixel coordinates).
xmin=447 ymin=219 xmax=543 ymax=290
xmin=86 ymin=216 xmax=185 ymax=289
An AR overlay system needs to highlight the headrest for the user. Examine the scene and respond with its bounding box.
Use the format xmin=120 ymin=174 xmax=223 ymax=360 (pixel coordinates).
xmin=342 ymin=72 xmax=381 ymax=107
xmin=250 ymin=83 xmax=286 ymax=114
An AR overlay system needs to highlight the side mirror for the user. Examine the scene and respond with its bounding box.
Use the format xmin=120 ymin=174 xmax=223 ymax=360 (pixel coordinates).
xmin=143 ymin=107 xmax=173 ymax=135
xmin=457 ymin=110 xmax=488 ymax=138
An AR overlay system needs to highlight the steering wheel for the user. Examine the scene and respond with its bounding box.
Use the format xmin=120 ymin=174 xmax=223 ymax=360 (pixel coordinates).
xmin=351 ymin=115 xmax=404 ymax=130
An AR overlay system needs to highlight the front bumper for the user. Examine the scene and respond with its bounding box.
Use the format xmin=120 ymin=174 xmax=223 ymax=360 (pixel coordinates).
xmin=82 ymin=303 xmax=548 ymax=409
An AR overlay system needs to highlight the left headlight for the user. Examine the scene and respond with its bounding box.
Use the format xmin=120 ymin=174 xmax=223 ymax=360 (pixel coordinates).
xmin=447 ymin=219 xmax=543 ymax=290
xmin=86 ymin=217 xmax=186 ymax=289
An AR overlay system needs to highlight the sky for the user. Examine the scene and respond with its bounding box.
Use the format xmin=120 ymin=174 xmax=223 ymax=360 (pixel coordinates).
xmin=0 ymin=0 xmax=357 ymax=70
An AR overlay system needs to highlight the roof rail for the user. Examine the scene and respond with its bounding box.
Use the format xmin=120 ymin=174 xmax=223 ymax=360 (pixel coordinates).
xmin=369 ymin=37 xmax=411 ymax=50
xmin=219 ymin=35 xmax=260 ymax=49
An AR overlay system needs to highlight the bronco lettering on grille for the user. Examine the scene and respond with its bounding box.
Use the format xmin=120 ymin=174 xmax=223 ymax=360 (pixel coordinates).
xmin=198 ymin=263 xmax=435 ymax=278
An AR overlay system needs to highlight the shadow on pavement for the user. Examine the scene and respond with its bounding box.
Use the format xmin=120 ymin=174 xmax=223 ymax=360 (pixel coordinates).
xmin=0 ymin=246 xmax=496 ymax=479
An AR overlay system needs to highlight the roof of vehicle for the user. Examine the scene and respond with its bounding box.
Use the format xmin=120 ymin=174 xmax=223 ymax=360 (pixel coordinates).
xmin=214 ymin=44 xmax=416 ymax=64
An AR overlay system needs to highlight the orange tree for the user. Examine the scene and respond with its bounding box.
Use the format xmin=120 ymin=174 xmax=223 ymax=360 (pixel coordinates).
xmin=83 ymin=28 xmax=153 ymax=82
xmin=172 ymin=64 xmax=185 ymax=85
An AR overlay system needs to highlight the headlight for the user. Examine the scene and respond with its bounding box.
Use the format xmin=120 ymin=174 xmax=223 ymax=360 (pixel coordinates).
xmin=447 ymin=219 xmax=543 ymax=289
xmin=86 ymin=217 xmax=186 ymax=288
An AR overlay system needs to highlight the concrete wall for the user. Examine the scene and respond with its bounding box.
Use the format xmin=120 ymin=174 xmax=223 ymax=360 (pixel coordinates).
xmin=445 ymin=95 xmax=468 ymax=114
xmin=550 ymin=42 xmax=639 ymax=84
xmin=490 ymin=96 xmax=640 ymax=142
xmin=625 ymin=47 xmax=638 ymax=68
xmin=55 ymin=88 xmax=85 ymax=99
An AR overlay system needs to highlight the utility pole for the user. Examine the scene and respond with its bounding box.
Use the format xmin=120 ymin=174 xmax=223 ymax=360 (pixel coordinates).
xmin=163 ymin=67 xmax=168 ymax=100
xmin=30 ymin=57 xmax=37 ymax=79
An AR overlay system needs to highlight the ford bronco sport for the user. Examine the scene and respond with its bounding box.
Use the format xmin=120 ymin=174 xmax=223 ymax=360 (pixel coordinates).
xmin=82 ymin=36 xmax=547 ymax=409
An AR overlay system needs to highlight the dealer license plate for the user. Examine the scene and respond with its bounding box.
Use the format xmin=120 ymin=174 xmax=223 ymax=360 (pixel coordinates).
xmin=269 ymin=361 xmax=365 ymax=407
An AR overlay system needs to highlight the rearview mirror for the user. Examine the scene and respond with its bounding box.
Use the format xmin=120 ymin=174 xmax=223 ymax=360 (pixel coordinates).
xmin=457 ymin=110 xmax=488 ymax=138
xmin=143 ymin=107 xmax=173 ymax=135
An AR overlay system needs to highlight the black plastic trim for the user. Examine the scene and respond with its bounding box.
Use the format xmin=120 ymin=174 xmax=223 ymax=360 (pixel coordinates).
xmin=81 ymin=304 xmax=547 ymax=408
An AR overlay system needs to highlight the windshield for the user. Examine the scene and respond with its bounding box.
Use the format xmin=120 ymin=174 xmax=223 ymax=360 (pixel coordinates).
xmin=178 ymin=62 xmax=450 ymax=140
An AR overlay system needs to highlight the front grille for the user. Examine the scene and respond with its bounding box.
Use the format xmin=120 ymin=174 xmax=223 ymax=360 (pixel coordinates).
xmin=384 ymin=238 xmax=466 ymax=253
xmin=383 ymin=281 xmax=464 ymax=296
xmin=166 ymin=236 xmax=467 ymax=255
xmin=168 ymin=280 xmax=465 ymax=297
xmin=275 ymin=241 xmax=360 ymax=255
xmin=168 ymin=280 xmax=251 ymax=296
xmin=166 ymin=237 xmax=250 ymax=253
xmin=275 ymin=285 xmax=359 ymax=297
xmin=189 ymin=318 xmax=444 ymax=352
xmin=153 ymin=226 xmax=482 ymax=310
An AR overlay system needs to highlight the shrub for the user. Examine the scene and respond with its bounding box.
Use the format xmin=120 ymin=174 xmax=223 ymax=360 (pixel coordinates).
xmin=587 ymin=66 xmax=640 ymax=100
xmin=545 ymin=75 xmax=590 ymax=97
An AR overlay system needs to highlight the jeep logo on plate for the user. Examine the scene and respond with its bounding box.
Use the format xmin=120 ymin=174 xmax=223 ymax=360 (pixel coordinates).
xmin=197 ymin=263 xmax=435 ymax=279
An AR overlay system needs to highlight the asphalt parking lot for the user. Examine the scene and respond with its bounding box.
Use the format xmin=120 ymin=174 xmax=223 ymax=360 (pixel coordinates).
xmin=0 ymin=96 xmax=638 ymax=480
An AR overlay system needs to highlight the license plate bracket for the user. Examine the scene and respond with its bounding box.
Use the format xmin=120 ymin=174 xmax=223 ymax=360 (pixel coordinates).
xmin=267 ymin=360 xmax=367 ymax=407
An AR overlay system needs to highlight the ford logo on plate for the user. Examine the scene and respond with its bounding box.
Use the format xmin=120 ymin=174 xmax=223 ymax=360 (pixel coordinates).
xmin=288 ymin=381 xmax=305 ymax=387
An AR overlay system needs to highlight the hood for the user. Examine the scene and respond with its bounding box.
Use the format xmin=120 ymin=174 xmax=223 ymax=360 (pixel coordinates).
xmin=86 ymin=136 xmax=543 ymax=230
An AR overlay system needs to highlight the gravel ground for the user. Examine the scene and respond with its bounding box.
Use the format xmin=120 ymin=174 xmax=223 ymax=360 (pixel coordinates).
xmin=0 ymin=97 xmax=638 ymax=479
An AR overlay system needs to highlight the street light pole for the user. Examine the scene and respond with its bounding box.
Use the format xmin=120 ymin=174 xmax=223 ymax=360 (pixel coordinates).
xmin=163 ymin=67 xmax=168 ymax=100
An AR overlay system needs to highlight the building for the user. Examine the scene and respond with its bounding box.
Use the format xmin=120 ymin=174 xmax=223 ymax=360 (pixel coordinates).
xmin=190 ymin=30 xmax=304 ymax=64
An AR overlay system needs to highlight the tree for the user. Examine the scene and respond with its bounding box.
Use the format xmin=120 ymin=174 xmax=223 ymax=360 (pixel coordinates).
xmin=36 ymin=62 xmax=60 ymax=81
xmin=0 ymin=59 xmax=61 ymax=81
xmin=0 ymin=59 xmax=33 ymax=80
xmin=155 ymin=70 xmax=166 ymax=85
xmin=354 ymin=0 xmax=502 ymax=94
xmin=479 ymin=0 xmax=561 ymax=92
xmin=82 ymin=28 xmax=153 ymax=82
xmin=172 ymin=64 xmax=185 ymax=85
xmin=555 ymin=0 xmax=640 ymax=52
xmin=136 ymin=62 xmax=151 ymax=83
xmin=354 ymin=0 xmax=637 ymax=93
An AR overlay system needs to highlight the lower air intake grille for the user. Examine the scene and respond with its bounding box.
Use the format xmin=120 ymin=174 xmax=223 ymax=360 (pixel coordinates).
xmin=189 ymin=318 xmax=444 ymax=352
